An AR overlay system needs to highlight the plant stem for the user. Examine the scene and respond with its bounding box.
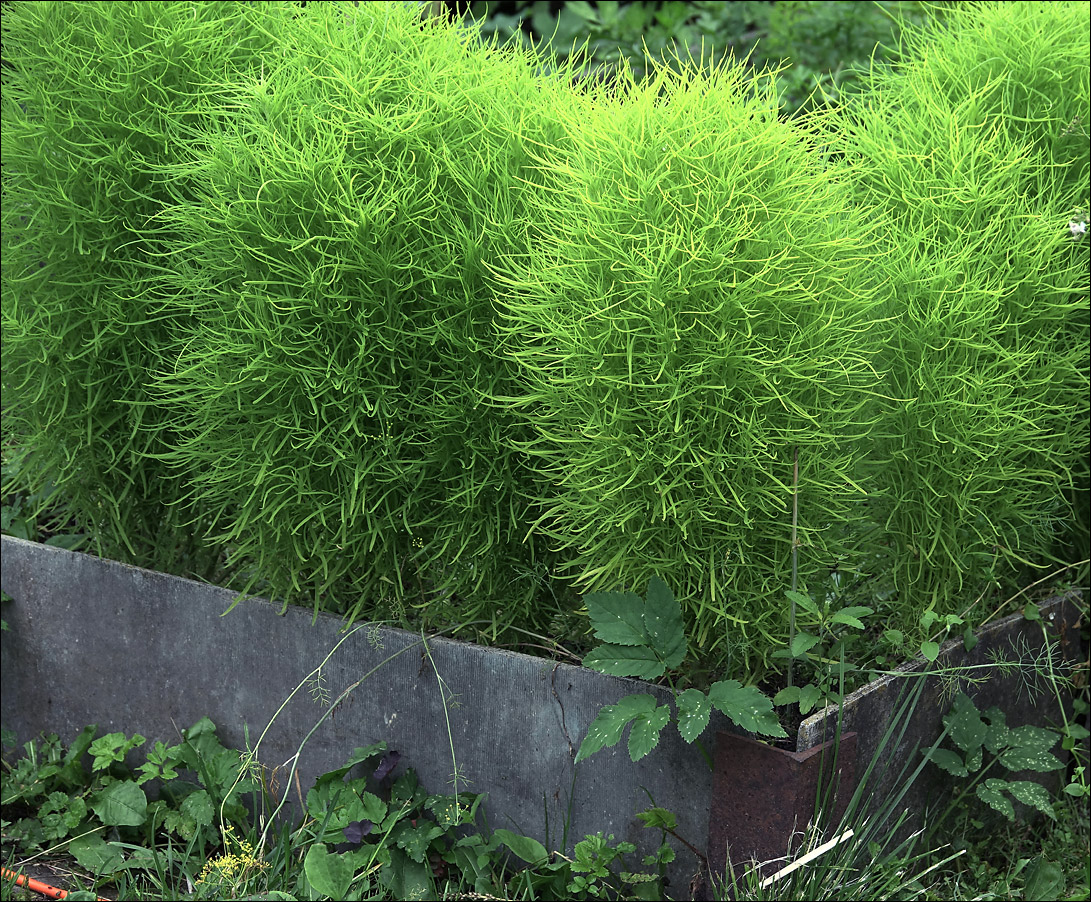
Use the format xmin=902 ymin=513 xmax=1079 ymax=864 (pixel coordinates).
xmin=789 ymin=445 xmax=799 ymax=689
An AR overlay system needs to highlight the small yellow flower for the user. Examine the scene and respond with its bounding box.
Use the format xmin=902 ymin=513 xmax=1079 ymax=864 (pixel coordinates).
xmin=196 ymin=826 xmax=269 ymax=892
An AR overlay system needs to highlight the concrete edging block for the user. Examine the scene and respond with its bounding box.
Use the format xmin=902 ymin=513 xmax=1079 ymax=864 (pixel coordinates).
xmin=1 ymin=536 xmax=723 ymax=894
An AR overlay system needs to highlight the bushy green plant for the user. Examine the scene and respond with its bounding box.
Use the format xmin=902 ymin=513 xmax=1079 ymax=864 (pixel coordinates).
xmin=1 ymin=718 xmax=261 ymax=874
xmin=897 ymin=0 xmax=1091 ymax=576
xmin=888 ymin=0 xmax=1090 ymax=197
xmin=144 ymin=1 xmax=583 ymax=629
xmin=494 ymin=53 xmax=888 ymax=676
xmin=823 ymin=0 xmax=1090 ymax=633
xmin=886 ymin=0 xmax=1091 ymax=568
xmin=2 ymin=0 xmax=1087 ymax=691
xmin=0 ymin=1 xmax=296 ymax=574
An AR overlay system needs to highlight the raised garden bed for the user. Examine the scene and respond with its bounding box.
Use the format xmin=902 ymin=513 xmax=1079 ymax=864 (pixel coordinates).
xmin=2 ymin=535 xmax=1083 ymax=898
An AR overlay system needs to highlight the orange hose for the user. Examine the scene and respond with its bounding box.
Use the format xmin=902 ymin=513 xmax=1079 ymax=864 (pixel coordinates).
xmin=0 ymin=866 xmax=110 ymax=901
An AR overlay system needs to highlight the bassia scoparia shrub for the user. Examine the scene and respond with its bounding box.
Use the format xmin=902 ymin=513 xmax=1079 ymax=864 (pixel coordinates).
xmin=823 ymin=0 xmax=1090 ymax=631
xmin=1 ymin=1 xmax=297 ymax=572
xmin=3 ymin=0 xmax=1085 ymax=688
xmin=492 ymin=54 xmax=890 ymax=678
xmin=148 ymin=1 xmax=581 ymax=627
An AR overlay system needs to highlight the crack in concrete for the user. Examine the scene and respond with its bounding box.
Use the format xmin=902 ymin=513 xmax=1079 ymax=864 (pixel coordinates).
xmin=551 ymin=663 xmax=575 ymax=761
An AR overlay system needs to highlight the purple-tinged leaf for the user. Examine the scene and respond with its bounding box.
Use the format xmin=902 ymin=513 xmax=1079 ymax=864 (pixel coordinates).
xmin=343 ymin=820 xmax=374 ymax=845
xmin=373 ymin=750 xmax=402 ymax=782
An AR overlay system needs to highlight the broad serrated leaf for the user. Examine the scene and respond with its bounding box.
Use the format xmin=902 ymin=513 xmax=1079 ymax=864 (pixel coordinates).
xmin=182 ymin=716 xmax=217 ymax=741
xmin=982 ymin=708 xmax=1008 ymax=753
xmin=394 ymin=819 xmax=445 ymax=862
xmin=390 ymin=770 xmax=422 ymax=808
xmin=493 ymin=829 xmax=549 ymax=864
xmin=91 ymin=780 xmax=148 ymax=827
xmin=997 ymin=747 xmax=1064 ymax=773
xmin=830 ymin=606 xmax=872 ymax=629
xmin=304 ymin=843 xmax=354 ymax=900
xmin=204 ymin=747 xmax=250 ymax=794
xmin=69 ymin=834 xmax=126 ymax=876
xmin=927 ymin=748 xmax=968 ymax=777
xmin=945 ymin=693 xmax=986 ymax=755
xmin=61 ymin=796 xmax=87 ymax=830
xmin=642 ymin=577 xmax=686 ymax=669
xmin=785 ymin=590 xmax=820 ymax=617
xmin=89 ymin=732 xmax=146 ymax=773
xmin=162 ymin=807 xmax=194 ymax=841
xmin=424 ymin=796 xmax=460 ymax=830
xmin=575 ymin=694 xmax=656 ymax=763
xmin=585 ymin=591 xmax=647 ymax=646
xmin=676 ymin=689 xmax=711 ymax=743
xmin=636 ymin=807 xmax=677 ymax=830
xmin=179 ymin=789 xmax=214 ymax=830
xmin=357 ymin=791 xmax=387 ymax=824
xmin=976 ymin=779 xmax=1015 ymax=821
xmin=1005 ymin=781 xmax=1056 ymax=819
xmin=1006 ymin=725 xmax=1059 ymax=752
xmin=773 ymin=685 xmax=801 ymax=706
xmin=799 ymin=683 xmax=823 ymax=716
xmin=628 ymin=702 xmax=671 ymax=761
xmin=583 ymin=644 xmax=665 ymax=680
xmin=708 ymin=681 xmax=786 ymax=738
xmin=790 ymin=633 xmax=822 ymax=657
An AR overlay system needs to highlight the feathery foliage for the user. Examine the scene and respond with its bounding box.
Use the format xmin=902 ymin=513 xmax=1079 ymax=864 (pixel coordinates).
xmin=1 ymin=0 xmax=1086 ymax=682
xmin=824 ymin=0 xmax=1090 ymax=628
xmin=493 ymin=55 xmax=889 ymax=676
xmin=146 ymin=2 xmax=580 ymax=627
xmin=0 ymin=1 xmax=297 ymax=572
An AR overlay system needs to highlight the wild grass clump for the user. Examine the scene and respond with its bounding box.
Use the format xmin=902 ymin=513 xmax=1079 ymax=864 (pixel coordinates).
xmin=826 ymin=0 xmax=1090 ymax=627
xmin=148 ymin=2 xmax=579 ymax=628
xmin=493 ymin=55 xmax=889 ymax=676
xmin=0 ymin=1 xmax=296 ymax=573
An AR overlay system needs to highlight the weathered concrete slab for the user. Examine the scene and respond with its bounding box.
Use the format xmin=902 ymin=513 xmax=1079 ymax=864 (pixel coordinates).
xmin=0 ymin=535 xmax=725 ymax=895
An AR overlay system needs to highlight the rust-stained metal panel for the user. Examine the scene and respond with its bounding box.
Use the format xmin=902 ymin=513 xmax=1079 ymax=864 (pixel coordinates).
xmin=706 ymin=730 xmax=857 ymax=892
